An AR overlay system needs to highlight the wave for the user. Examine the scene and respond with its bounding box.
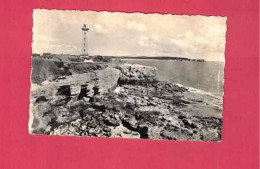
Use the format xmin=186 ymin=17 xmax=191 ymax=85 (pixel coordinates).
xmin=174 ymin=83 xmax=223 ymax=99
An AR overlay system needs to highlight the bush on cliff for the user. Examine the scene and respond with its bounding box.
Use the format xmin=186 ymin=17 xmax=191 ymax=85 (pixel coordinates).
xmin=31 ymin=58 xmax=67 ymax=85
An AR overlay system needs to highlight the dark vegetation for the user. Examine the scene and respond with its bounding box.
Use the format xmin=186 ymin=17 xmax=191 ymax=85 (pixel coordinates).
xmin=31 ymin=55 xmax=110 ymax=84
xmin=31 ymin=58 xmax=68 ymax=85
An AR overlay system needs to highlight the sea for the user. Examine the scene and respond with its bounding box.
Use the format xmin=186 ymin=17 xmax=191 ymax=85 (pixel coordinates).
xmin=122 ymin=59 xmax=225 ymax=97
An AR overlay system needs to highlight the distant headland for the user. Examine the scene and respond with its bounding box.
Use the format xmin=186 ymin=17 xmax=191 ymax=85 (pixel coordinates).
xmin=32 ymin=53 xmax=205 ymax=62
xmin=109 ymin=56 xmax=205 ymax=62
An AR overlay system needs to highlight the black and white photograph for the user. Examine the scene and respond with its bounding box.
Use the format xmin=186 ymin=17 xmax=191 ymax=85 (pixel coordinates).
xmin=29 ymin=9 xmax=226 ymax=141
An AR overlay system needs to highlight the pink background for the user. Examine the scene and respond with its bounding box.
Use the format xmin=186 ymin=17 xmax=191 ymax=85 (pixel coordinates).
xmin=0 ymin=0 xmax=259 ymax=168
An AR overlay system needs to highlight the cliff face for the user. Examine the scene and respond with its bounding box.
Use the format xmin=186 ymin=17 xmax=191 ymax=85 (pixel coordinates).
xmin=29 ymin=61 xmax=222 ymax=141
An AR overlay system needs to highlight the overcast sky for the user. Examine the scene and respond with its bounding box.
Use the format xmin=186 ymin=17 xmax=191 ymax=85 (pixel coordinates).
xmin=32 ymin=9 xmax=227 ymax=61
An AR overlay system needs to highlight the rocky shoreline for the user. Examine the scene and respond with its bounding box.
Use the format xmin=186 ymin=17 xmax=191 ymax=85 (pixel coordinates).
xmin=29 ymin=58 xmax=222 ymax=141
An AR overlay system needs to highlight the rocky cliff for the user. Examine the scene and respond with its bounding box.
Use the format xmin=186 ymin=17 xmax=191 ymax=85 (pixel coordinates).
xmin=29 ymin=62 xmax=222 ymax=141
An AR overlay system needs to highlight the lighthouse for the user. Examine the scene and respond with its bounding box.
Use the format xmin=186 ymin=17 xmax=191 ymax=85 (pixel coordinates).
xmin=81 ymin=24 xmax=89 ymax=56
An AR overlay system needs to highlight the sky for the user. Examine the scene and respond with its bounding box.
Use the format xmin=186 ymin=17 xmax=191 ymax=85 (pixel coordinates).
xmin=32 ymin=9 xmax=227 ymax=61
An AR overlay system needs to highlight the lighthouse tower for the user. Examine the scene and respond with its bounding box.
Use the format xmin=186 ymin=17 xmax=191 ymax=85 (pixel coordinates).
xmin=81 ymin=24 xmax=89 ymax=56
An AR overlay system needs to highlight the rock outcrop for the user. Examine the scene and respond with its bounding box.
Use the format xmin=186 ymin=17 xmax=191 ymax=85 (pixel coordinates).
xmin=29 ymin=61 xmax=222 ymax=141
xmin=116 ymin=64 xmax=158 ymax=85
